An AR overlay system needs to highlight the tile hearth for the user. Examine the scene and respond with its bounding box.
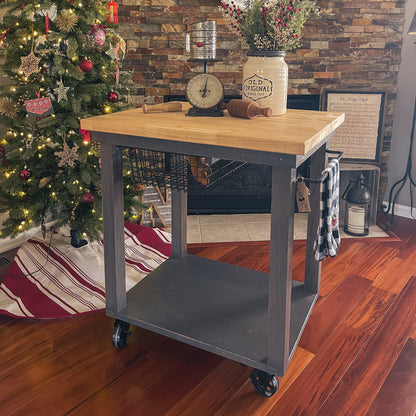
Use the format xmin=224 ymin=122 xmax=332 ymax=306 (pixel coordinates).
xmin=185 ymin=213 xmax=388 ymax=244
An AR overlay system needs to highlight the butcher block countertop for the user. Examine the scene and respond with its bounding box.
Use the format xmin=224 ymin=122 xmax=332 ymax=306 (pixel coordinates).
xmin=80 ymin=107 xmax=344 ymax=156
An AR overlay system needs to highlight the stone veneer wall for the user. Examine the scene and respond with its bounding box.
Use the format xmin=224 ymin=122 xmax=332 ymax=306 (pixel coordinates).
xmin=117 ymin=0 xmax=406 ymax=207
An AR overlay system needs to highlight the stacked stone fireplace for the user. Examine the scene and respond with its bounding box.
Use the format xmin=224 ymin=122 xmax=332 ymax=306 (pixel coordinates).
xmin=118 ymin=0 xmax=406 ymax=210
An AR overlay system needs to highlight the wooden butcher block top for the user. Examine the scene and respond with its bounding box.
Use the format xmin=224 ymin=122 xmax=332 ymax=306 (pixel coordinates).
xmin=80 ymin=106 xmax=344 ymax=156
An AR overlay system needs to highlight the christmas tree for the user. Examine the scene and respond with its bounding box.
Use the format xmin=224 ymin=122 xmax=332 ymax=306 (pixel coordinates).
xmin=0 ymin=0 xmax=142 ymax=246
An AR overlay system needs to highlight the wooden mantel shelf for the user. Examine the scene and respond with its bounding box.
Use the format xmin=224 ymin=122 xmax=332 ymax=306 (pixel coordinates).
xmin=80 ymin=108 xmax=344 ymax=156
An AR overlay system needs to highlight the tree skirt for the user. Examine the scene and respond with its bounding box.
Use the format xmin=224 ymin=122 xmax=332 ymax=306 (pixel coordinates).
xmin=0 ymin=222 xmax=171 ymax=319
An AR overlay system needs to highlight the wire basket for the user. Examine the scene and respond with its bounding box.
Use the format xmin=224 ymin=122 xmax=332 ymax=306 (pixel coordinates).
xmin=128 ymin=148 xmax=247 ymax=192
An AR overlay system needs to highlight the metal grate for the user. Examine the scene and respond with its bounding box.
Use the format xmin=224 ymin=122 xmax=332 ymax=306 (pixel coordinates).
xmin=128 ymin=149 xmax=247 ymax=193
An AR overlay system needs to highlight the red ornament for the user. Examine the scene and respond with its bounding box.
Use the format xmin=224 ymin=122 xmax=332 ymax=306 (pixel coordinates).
xmin=196 ymin=42 xmax=204 ymax=48
xmin=79 ymin=59 xmax=93 ymax=73
xmin=82 ymin=192 xmax=95 ymax=204
xmin=19 ymin=168 xmax=31 ymax=180
xmin=107 ymin=1 xmax=118 ymax=23
xmin=107 ymin=91 xmax=119 ymax=103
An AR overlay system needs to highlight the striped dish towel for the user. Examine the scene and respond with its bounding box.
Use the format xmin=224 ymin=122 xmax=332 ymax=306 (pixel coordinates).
xmin=313 ymin=158 xmax=341 ymax=261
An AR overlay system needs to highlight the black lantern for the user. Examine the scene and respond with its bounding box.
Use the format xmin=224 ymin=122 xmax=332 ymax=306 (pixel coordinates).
xmin=342 ymin=174 xmax=371 ymax=236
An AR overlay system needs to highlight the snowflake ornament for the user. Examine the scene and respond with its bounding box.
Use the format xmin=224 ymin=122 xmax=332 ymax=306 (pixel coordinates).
xmin=18 ymin=51 xmax=41 ymax=77
xmin=54 ymin=141 xmax=79 ymax=167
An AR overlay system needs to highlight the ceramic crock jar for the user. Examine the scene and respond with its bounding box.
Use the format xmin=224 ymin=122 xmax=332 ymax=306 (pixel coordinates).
xmin=242 ymin=50 xmax=288 ymax=116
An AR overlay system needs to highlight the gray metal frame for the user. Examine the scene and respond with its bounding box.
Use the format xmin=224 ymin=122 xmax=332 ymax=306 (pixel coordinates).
xmin=96 ymin=130 xmax=330 ymax=377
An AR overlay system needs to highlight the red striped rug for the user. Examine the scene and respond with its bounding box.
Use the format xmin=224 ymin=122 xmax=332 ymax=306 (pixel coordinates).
xmin=0 ymin=222 xmax=171 ymax=319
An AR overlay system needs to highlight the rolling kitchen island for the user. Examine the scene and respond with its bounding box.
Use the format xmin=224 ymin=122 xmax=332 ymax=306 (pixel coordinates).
xmin=80 ymin=107 xmax=344 ymax=397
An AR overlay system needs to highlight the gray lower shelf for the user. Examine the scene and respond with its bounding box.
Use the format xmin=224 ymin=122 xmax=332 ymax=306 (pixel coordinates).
xmin=114 ymin=254 xmax=317 ymax=375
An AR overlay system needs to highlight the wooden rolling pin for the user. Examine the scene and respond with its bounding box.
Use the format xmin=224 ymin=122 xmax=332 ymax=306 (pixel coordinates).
xmin=222 ymin=99 xmax=272 ymax=119
xmin=141 ymin=102 xmax=183 ymax=113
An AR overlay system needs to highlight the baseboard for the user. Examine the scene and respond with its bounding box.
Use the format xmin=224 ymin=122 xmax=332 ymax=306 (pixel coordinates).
xmin=382 ymin=201 xmax=416 ymax=219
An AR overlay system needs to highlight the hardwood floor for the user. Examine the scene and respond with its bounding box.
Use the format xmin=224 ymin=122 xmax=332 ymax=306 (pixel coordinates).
xmin=0 ymin=214 xmax=415 ymax=416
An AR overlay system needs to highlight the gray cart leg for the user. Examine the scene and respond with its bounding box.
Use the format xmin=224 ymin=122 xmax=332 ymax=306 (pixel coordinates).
xmin=171 ymin=188 xmax=187 ymax=258
xmin=267 ymin=165 xmax=296 ymax=376
xmin=100 ymin=143 xmax=127 ymax=314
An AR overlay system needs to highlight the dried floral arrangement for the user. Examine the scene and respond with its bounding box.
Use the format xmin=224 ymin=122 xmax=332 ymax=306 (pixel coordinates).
xmin=220 ymin=0 xmax=319 ymax=51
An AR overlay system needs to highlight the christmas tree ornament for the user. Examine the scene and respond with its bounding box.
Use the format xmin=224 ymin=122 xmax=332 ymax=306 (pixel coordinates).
xmin=39 ymin=176 xmax=51 ymax=188
xmin=18 ymin=51 xmax=41 ymax=77
xmin=37 ymin=5 xmax=58 ymax=40
xmin=107 ymin=1 xmax=118 ymax=23
xmin=19 ymin=167 xmax=32 ymax=180
xmin=54 ymin=78 xmax=70 ymax=103
xmin=59 ymin=40 xmax=68 ymax=53
xmin=118 ymin=38 xmax=126 ymax=60
xmin=54 ymin=141 xmax=79 ymax=167
xmin=88 ymin=25 xmax=106 ymax=46
xmin=25 ymin=96 xmax=54 ymax=118
xmin=0 ymin=27 xmax=11 ymax=48
xmin=55 ymin=9 xmax=79 ymax=32
xmin=105 ymin=43 xmax=118 ymax=61
xmin=35 ymin=35 xmax=46 ymax=48
xmin=82 ymin=192 xmax=95 ymax=204
xmin=79 ymin=59 xmax=93 ymax=73
xmin=79 ymin=126 xmax=91 ymax=143
xmin=0 ymin=97 xmax=19 ymax=119
xmin=38 ymin=4 xmax=58 ymax=21
xmin=107 ymin=91 xmax=118 ymax=103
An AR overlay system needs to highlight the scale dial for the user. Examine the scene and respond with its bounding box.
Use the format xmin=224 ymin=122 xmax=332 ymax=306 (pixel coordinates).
xmin=186 ymin=73 xmax=224 ymax=110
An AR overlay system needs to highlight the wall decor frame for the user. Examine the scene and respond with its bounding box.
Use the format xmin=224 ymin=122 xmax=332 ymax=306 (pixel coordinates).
xmin=321 ymin=90 xmax=386 ymax=163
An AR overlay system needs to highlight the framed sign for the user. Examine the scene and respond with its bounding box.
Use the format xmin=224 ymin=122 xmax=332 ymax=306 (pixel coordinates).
xmin=322 ymin=90 xmax=385 ymax=162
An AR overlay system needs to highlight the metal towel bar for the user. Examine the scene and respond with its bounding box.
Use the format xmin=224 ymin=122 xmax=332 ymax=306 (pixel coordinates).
xmin=298 ymin=150 xmax=343 ymax=184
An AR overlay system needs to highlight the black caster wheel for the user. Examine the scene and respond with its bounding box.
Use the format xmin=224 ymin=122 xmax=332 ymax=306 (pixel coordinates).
xmin=250 ymin=369 xmax=279 ymax=397
xmin=112 ymin=319 xmax=131 ymax=349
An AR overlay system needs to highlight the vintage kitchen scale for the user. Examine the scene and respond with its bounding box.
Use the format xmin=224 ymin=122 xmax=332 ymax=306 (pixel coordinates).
xmin=185 ymin=20 xmax=224 ymax=117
